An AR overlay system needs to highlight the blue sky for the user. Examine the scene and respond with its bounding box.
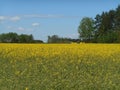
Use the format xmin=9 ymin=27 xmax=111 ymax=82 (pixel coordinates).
xmin=0 ymin=0 xmax=119 ymax=42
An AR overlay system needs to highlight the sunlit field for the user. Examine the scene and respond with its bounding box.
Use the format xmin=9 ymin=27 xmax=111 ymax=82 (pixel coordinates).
xmin=0 ymin=43 xmax=120 ymax=90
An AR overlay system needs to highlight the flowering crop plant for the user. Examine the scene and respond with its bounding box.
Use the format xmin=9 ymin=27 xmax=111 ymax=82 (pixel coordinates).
xmin=0 ymin=43 xmax=120 ymax=90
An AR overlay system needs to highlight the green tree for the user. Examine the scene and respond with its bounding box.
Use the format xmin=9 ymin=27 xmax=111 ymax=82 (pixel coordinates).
xmin=94 ymin=5 xmax=120 ymax=43
xmin=115 ymin=5 xmax=120 ymax=30
xmin=0 ymin=32 xmax=18 ymax=43
xmin=0 ymin=32 xmax=43 ymax=43
xmin=7 ymin=32 xmax=19 ymax=43
xmin=19 ymin=34 xmax=34 ymax=43
xmin=78 ymin=17 xmax=94 ymax=42
xmin=47 ymin=35 xmax=59 ymax=43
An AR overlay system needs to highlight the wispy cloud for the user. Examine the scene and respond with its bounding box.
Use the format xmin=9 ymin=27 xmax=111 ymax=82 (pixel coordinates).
xmin=32 ymin=23 xmax=40 ymax=27
xmin=16 ymin=27 xmax=34 ymax=32
xmin=0 ymin=16 xmax=21 ymax=22
xmin=0 ymin=16 xmax=6 ymax=21
xmin=17 ymin=27 xmax=25 ymax=31
xmin=6 ymin=26 xmax=13 ymax=29
xmin=24 ymin=14 xmax=80 ymax=18
xmin=0 ymin=14 xmax=80 ymax=22
xmin=6 ymin=26 xmax=34 ymax=32
xmin=6 ymin=26 xmax=25 ymax=31
xmin=10 ymin=16 xmax=21 ymax=21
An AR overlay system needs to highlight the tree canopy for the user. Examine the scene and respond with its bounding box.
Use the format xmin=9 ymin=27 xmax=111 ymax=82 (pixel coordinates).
xmin=47 ymin=35 xmax=80 ymax=43
xmin=0 ymin=32 xmax=43 ymax=43
xmin=78 ymin=5 xmax=120 ymax=43
xmin=78 ymin=17 xmax=94 ymax=42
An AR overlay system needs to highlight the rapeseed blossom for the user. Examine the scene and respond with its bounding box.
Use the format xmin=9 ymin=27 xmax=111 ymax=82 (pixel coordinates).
xmin=0 ymin=43 xmax=120 ymax=89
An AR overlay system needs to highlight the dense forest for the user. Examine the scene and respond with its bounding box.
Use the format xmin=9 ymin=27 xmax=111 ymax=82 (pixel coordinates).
xmin=78 ymin=5 xmax=120 ymax=43
xmin=0 ymin=5 xmax=120 ymax=43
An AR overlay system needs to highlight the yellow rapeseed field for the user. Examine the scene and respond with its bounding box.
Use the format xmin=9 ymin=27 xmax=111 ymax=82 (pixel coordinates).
xmin=0 ymin=43 xmax=120 ymax=90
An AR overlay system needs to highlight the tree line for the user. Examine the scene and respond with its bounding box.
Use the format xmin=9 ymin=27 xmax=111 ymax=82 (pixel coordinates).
xmin=47 ymin=35 xmax=80 ymax=43
xmin=0 ymin=32 xmax=43 ymax=43
xmin=0 ymin=32 xmax=80 ymax=43
xmin=78 ymin=5 xmax=120 ymax=43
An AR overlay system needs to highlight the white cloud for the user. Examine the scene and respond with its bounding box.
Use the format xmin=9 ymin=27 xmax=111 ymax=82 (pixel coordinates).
xmin=6 ymin=26 xmax=18 ymax=31
xmin=0 ymin=14 xmax=80 ymax=23
xmin=6 ymin=26 xmax=34 ymax=32
xmin=24 ymin=14 xmax=80 ymax=18
xmin=0 ymin=16 xmax=20 ymax=22
xmin=17 ymin=27 xmax=33 ymax=32
xmin=32 ymin=23 xmax=40 ymax=27
xmin=7 ymin=26 xmax=13 ymax=29
xmin=10 ymin=16 xmax=20 ymax=21
xmin=0 ymin=16 xmax=6 ymax=20
xmin=17 ymin=27 xmax=25 ymax=31
xmin=24 ymin=14 xmax=60 ymax=18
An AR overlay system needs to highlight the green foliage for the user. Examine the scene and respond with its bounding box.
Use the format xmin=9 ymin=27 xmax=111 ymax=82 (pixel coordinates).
xmin=47 ymin=35 xmax=80 ymax=43
xmin=78 ymin=5 xmax=120 ymax=43
xmin=78 ymin=17 xmax=94 ymax=41
xmin=47 ymin=35 xmax=60 ymax=43
xmin=0 ymin=32 xmax=43 ymax=43
xmin=19 ymin=34 xmax=34 ymax=43
xmin=0 ymin=32 xmax=18 ymax=43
